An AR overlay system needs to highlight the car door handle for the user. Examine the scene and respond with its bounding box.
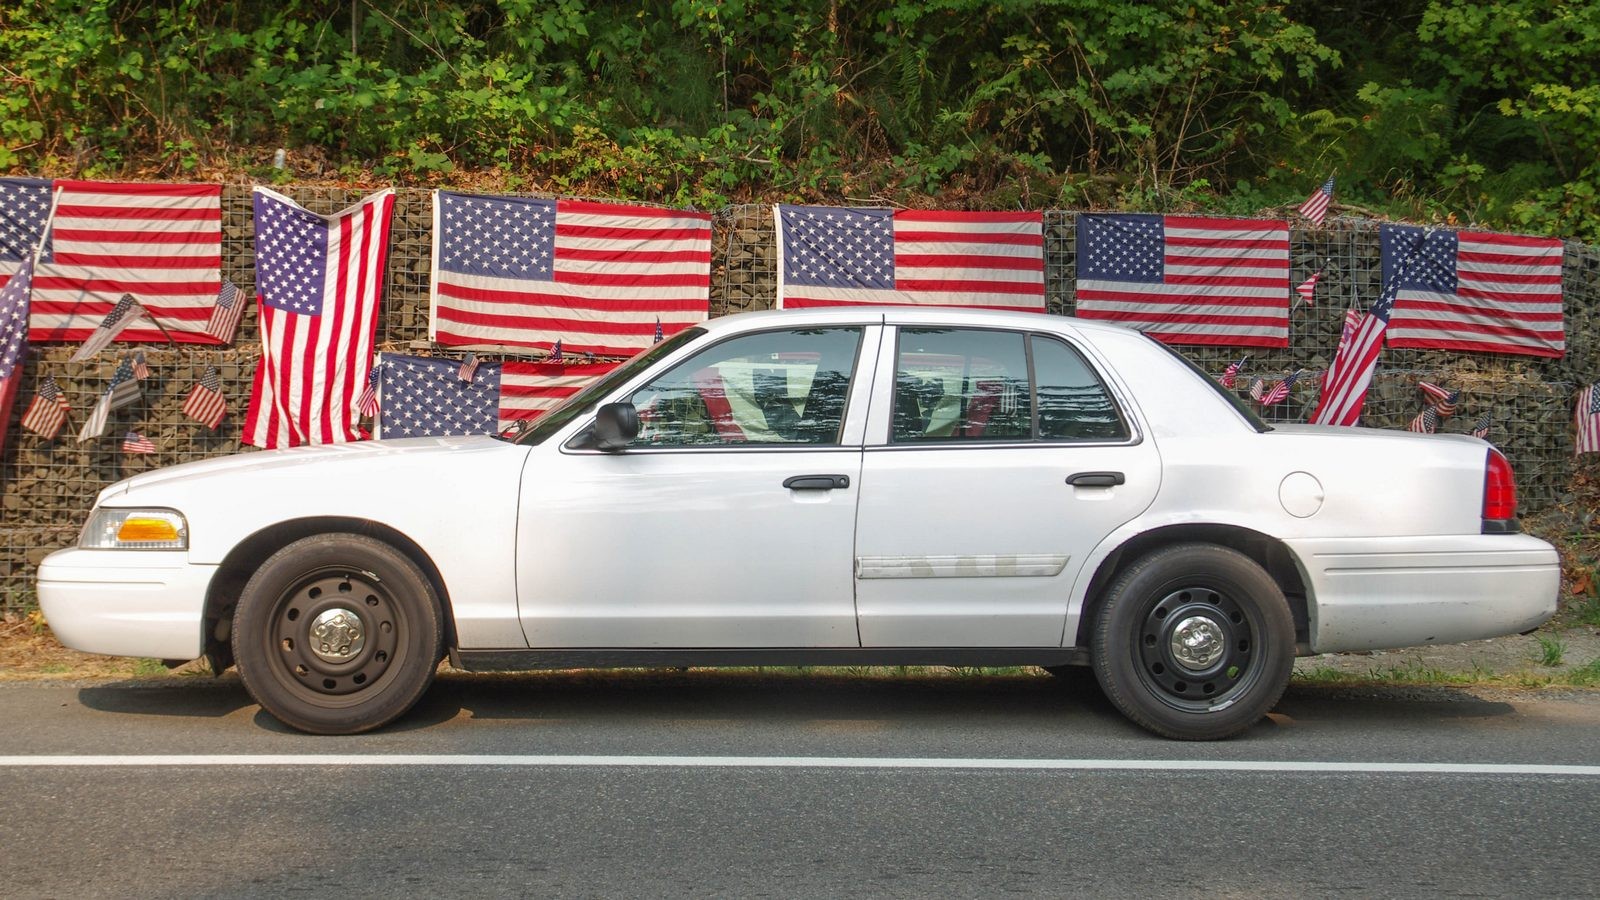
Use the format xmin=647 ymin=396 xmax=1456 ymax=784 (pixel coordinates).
xmin=1066 ymin=471 xmax=1125 ymax=487
xmin=784 ymin=474 xmax=851 ymax=491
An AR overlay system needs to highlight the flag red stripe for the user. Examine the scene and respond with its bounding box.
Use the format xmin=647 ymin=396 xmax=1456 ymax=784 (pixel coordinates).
xmin=51 ymin=228 xmax=217 ymax=245
xmin=53 ymin=204 xmax=217 ymax=221
xmin=557 ymin=199 xmax=712 ymax=221
xmin=893 ymin=210 xmax=1042 ymax=223
xmin=434 ymin=280 xmax=708 ymax=311
xmin=894 ymin=278 xmax=1045 ymax=295
xmin=434 ymin=306 xmax=686 ymax=336
xmin=556 ymin=247 xmax=712 ymax=265
xmin=556 ymin=223 xmax=711 ymax=242
xmin=1390 ymin=337 xmax=1565 ymax=358
xmin=50 ymin=253 xmax=221 ymax=268
xmin=895 ymin=253 xmax=1045 ymax=271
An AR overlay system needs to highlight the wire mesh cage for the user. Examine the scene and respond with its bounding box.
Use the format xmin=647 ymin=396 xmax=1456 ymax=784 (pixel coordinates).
xmin=2 ymin=194 xmax=1595 ymax=610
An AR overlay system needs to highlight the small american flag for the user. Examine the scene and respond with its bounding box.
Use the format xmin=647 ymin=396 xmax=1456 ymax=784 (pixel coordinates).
xmin=358 ymin=364 xmax=381 ymax=418
xmin=778 ymin=205 xmax=1045 ymax=312
xmin=1576 ymin=385 xmax=1600 ymax=456
xmin=458 ymin=352 xmax=479 ymax=383
xmin=1075 ymin=214 xmax=1290 ymax=348
xmin=68 ymin=293 xmax=149 ymax=362
xmin=1220 ymin=354 xmax=1249 ymax=388
xmin=120 ymin=430 xmax=156 ymax=454
xmin=203 ymin=279 xmax=246 ymax=344
xmin=1471 ymin=412 xmax=1492 ymax=440
xmin=1298 ymin=177 xmax=1335 ymax=226
xmin=1407 ymin=405 xmax=1440 ymax=434
xmin=1248 ymin=377 xmax=1266 ymax=402
xmin=1261 ymin=370 xmax=1302 ymax=406
xmin=1294 ymin=271 xmax=1321 ymax=306
xmin=549 ymin=339 xmax=563 ymax=363
xmin=430 ymin=193 xmax=711 ymax=356
xmin=131 ymin=351 xmax=150 ymax=380
xmin=1417 ymin=381 xmax=1460 ymax=418
xmin=1381 ymin=225 xmax=1564 ymax=358
xmin=181 ymin=365 xmax=227 ymax=429
xmin=77 ymin=354 xmax=141 ymax=441
xmin=21 ymin=375 xmax=70 ymax=439
xmin=654 ymin=317 xmax=663 ymax=344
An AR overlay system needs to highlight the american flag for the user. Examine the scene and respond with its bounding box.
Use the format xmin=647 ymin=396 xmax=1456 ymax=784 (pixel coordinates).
xmin=120 ymin=430 xmax=156 ymax=454
xmin=549 ymin=339 xmax=563 ymax=363
xmin=131 ymin=351 xmax=150 ymax=380
xmin=1298 ymin=177 xmax=1335 ymax=226
xmin=1312 ymin=230 xmax=1452 ymax=426
xmin=430 ymin=193 xmax=711 ymax=356
xmin=654 ymin=317 xmax=663 ymax=344
xmin=1471 ymin=412 xmax=1492 ymax=440
xmin=777 ymin=205 xmax=1045 ymax=312
xmin=1577 ymin=385 xmax=1600 ymax=456
xmin=1220 ymin=354 xmax=1249 ymax=388
xmin=242 ymin=187 xmax=394 ymax=449
xmin=373 ymin=353 xmax=620 ymax=437
xmin=0 ymin=257 xmax=34 ymax=457
xmin=181 ymin=365 xmax=227 ymax=429
xmin=1295 ymin=271 xmax=1321 ymax=306
xmin=77 ymin=354 xmax=141 ymax=441
xmin=67 ymin=292 xmax=149 ymax=362
xmin=458 ymin=352 xmax=479 ymax=382
xmin=1407 ymin=406 xmax=1440 ymax=434
xmin=358 ymin=365 xmax=380 ymax=418
xmin=1381 ymin=225 xmax=1564 ymax=358
xmin=1075 ymin=214 xmax=1290 ymax=347
xmin=1417 ymin=380 xmax=1460 ymax=418
xmin=202 ymin=279 xmax=247 ymax=343
xmin=21 ymin=375 xmax=70 ymax=440
xmin=1261 ymin=370 xmax=1302 ymax=406
xmin=0 ymin=179 xmax=224 ymax=344
xmin=1248 ymin=377 xmax=1266 ymax=402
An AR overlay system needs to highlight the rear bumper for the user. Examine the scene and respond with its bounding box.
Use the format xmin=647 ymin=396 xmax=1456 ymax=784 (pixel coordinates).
xmin=1288 ymin=533 xmax=1560 ymax=653
xmin=36 ymin=548 xmax=214 ymax=660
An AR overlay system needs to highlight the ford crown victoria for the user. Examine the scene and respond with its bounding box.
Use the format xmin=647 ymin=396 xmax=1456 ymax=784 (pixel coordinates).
xmin=38 ymin=307 xmax=1559 ymax=739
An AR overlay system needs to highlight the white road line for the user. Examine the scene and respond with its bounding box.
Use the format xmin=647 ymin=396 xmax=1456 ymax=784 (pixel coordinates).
xmin=0 ymin=755 xmax=1598 ymax=775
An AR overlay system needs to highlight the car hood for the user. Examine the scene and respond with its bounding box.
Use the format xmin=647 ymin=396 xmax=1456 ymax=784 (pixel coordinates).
xmin=100 ymin=435 xmax=518 ymax=504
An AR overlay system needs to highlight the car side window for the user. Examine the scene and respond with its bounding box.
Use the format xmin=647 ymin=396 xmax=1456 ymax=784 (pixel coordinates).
xmin=1032 ymin=336 xmax=1131 ymax=441
xmin=892 ymin=328 xmax=1031 ymax=442
xmin=625 ymin=327 xmax=863 ymax=446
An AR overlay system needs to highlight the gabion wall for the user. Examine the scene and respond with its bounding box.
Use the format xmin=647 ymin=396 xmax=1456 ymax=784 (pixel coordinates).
xmin=3 ymin=191 xmax=1596 ymax=609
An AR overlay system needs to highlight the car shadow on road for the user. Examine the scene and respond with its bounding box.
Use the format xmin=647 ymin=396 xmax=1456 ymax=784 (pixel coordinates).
xmin=77 ymin=678 xmax=255 ymax=719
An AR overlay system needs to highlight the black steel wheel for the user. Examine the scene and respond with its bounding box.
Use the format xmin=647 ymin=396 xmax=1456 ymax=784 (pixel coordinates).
xmin=1091 ymin=542 xmax=1293 ymax=740
xmin=233 ymin=533 xmax=443 ymax=735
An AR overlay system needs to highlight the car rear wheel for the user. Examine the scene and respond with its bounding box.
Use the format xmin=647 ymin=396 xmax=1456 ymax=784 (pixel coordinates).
xmin=1090 ymin=542 xmax=1294 ymax=740
xmin=233 ymin=533 xmax=443 ymax=735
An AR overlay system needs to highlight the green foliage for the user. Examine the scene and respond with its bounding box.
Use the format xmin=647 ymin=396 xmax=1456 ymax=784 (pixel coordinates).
xmin=0 ymin=0 xmax=1594 ymax=236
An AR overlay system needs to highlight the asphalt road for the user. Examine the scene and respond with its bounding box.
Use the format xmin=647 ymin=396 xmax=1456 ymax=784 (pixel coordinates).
xmin=3 ymin=671 xmax=1600 ymax=898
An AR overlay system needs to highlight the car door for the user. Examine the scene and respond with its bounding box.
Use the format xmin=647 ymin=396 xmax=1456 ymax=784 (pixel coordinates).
xmin=515 ymin=323 xmax=880 ymax=648
xmin=853 ymin=321 xmax=1160 ymax=647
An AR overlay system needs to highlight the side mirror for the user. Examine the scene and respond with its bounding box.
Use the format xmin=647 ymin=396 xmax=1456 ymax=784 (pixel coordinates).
xmin=593 ymin=402 xmax=640 ymax=452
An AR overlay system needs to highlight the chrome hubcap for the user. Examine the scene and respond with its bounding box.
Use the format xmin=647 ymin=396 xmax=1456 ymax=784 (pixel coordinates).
xmin=1169 ymin=615 xmax=1226 ymax=671
xmin=308 ymin=608 xmax=366 ymax=662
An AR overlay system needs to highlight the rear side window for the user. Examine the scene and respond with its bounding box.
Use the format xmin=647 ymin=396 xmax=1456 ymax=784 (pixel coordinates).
xmin=890 ymin=328 xmax=1129 ymax=444
xmin=1032 ymin=336 xmax=1130 ymax=441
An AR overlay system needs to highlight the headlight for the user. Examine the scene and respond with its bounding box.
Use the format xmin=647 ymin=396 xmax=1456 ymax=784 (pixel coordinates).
xmin=80 ymin=508 xmax=189 ymax=550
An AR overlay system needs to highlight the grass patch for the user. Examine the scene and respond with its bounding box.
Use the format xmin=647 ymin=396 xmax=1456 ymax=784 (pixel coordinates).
xmin=1537 ymin=635 xmax=1568 ymax=667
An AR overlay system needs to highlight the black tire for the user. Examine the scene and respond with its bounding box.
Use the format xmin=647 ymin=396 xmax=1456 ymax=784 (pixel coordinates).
xmin=233 ymin=533 xmax=443 ymax=735
xmin=1090 ymin=543 xmax=1294 ymax=741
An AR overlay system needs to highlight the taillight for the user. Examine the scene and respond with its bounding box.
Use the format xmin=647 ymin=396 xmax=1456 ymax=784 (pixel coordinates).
xmin=1482 ymin=448 xmax=1518 ymax=530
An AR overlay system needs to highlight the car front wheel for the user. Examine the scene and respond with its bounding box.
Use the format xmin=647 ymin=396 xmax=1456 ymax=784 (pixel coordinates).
xmin=1091 ymin=542 xmax=1294 ymax=740
xmin=233 ymin=533 xmax=443 ymax=735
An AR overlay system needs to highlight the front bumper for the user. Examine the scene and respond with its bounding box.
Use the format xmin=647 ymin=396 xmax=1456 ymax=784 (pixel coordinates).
xmin=1289 ymin=533 xmax=1560 ymax=653
xmin=37 ymin=548 xmax=216 ymax=660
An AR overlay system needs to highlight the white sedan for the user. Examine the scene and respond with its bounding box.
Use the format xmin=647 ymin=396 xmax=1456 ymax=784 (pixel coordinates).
xmin=39 ymin=307 xmax=1559 ymax=739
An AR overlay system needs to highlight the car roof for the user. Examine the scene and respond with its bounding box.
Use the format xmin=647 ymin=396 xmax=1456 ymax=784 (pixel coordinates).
xmin=703 ymin=305 xmax=1137 ymax=339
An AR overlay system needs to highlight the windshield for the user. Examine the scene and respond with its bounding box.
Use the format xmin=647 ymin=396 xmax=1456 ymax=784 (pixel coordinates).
xmin=512 ymin=328 xmax=706 ymax=445
xmin=1147 ymin=336 xmax=1272 ymax=433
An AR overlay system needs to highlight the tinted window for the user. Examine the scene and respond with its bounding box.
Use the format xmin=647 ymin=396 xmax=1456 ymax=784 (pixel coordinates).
xmin=626 ymin=327 xmax=862 ymax=446
xmin=1032 ymin=336 xmax=1130 ymax=441
xmin=892 ymin=328 xmax=1031 ymax=442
